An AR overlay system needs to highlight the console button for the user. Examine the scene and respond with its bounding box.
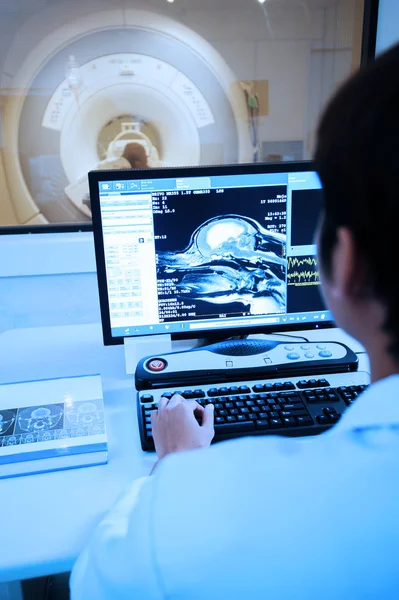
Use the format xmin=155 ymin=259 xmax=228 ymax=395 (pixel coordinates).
xmin=147 ymin=358 xmax=167 ymax=372
xmin=319 ymin=351 xmax=333 ymax=358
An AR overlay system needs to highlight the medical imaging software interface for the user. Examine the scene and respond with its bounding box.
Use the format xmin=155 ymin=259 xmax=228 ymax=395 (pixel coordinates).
xmin=98 ymin=170 xmax=330 ymax=338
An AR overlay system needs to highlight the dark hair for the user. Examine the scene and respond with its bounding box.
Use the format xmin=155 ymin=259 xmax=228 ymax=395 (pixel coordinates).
xmin=315 ymin=43 xmax=399 ymax=359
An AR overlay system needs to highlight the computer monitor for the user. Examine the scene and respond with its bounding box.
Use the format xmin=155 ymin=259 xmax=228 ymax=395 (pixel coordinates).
xmin=89 ymin=162 xmax=334 ymax=345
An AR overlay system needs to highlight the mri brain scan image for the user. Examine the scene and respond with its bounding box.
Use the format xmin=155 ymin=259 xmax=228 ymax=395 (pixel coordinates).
xmin=17 ymin=404 xmax=64 ymax=433
xmin=157 ymin=215 xmax=286 ymax=315
xmin=21 ymin=433 xmax=38 ymax=444
xmin=4 ymin=436 xmax=21 ymax=447
xmin=0 ymin=410 xmax=17 ymax=437
xmin=65 ymin=401 xmax=104 ymax=428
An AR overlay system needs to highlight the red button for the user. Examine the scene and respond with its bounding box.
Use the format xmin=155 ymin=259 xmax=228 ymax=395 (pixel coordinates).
xmin=147 ymin=359 xmax=167 ymax=372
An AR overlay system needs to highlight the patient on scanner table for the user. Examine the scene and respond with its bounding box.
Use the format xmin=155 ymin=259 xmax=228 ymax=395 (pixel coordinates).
xmin=82 ymin=127 xmax=164 ymax=211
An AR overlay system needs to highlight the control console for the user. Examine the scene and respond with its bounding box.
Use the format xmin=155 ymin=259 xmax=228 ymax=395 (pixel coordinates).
xmin=135 ymin=339 xmax=358 ymax=391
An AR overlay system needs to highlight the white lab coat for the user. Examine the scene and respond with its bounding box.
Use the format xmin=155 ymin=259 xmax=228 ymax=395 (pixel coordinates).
xmin=71 ymin=375 xmax=399 ymax=599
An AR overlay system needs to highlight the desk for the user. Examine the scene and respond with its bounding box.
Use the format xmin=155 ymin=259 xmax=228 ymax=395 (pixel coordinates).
xmin=0 ymin=324 xmax=369 ymax=586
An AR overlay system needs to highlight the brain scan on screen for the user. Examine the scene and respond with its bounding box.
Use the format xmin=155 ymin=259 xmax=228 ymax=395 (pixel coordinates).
xmin=157 ymin=215 xmax=286 ymax=315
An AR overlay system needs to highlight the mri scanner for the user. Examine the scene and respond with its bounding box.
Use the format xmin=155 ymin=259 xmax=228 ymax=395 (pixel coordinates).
xmin=0 ymin=8 xmax=252 ymax=225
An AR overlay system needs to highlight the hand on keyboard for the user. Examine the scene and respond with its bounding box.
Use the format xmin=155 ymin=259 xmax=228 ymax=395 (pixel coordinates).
xmin=151 ymin=394 xmax=215 ymax=459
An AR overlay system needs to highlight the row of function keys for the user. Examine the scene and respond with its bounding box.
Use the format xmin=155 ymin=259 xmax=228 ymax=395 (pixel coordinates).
xmin=140 ymin=383 xmax=368 ymax=406
xmin=140 ymin=379 xmax=335 ymax=404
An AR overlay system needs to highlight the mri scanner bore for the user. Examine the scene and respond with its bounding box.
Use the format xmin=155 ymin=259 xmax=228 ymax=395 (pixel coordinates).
xmin=2 ymin=11 xmax=251 ymax=225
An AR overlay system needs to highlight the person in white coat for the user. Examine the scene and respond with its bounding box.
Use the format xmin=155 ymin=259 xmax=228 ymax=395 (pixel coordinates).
xmin=70 ymin=44 xmax=399 ymax=599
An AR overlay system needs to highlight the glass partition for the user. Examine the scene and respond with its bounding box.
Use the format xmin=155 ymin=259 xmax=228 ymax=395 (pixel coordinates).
xmin=0 ymin=0 xmax=366 ymax=228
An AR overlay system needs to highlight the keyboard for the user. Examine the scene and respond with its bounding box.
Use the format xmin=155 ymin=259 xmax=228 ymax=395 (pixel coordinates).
xmin=137 ymin=371 xmax=370 ymax=451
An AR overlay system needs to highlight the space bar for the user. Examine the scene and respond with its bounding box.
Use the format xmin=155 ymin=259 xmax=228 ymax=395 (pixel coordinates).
xmin=215 ymin=422 xmax=256 ymax=434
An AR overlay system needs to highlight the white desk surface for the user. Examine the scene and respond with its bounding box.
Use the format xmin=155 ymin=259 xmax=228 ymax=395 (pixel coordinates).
xmin=0 ymin=324 xmax=369 ymax=583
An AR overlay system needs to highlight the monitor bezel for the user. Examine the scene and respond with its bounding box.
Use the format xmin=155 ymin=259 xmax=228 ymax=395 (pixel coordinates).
xmin=89 ymin=161 xmax=334 ymax=346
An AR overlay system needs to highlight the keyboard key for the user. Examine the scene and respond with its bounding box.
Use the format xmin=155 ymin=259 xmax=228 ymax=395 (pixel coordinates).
xmin=269 ymin=411 xmax=280 ymax=419
xmin=256 ymin=399 xmax=266 ymax=406
xmin=256 ymin=420 xmax=269 ymax=428
xmin=215 ymin=421 xmax=255 ymax=434
xmin=182 ymin=390 xmax=193 ymax=399
xmin=236 ymin=401 xmax=245 ymax=408
xmin=141 ymin=394 xmax=154 ymax=404
xmin=246 ymin=400 xmax=255 ymax=407
xmin=282 ymin=417 xmax=297 ymax=427
xmin=281 ymin=403 xmax=305 ymax=411
xmin=274 ymin=383 xmax=284 ymax=391
xmin=297 ymin=380 xmax=311 ymax=389
xmin=173 ymin=391 xmax=182 ymax=397
xmin=324 ymin=407 xmax=338 ymax=416
xmin=253 ymin=384 xmax=265 ymax=393
xmin=239 ymin=395 xmax=249 ymax=402
xmin=328 ymin=414 xmax=341 ymax=423
xmin=240 ymin=407 xmax=250 ymax=414
xmin=266 ymin=398 xmax=277 ymax=406
xmin=227 ymin=416 xmax=237 ymax=423
xmin=297 ymin=416 xmax=314 ymax=426
xmin=230 ymin=409 xmax=240 ymax=415
xmin=317 ymin=379 xmax=330 ymax=387
xmin=264 ymin=383 xmax=275 ymax=391
xmin=219 ymin=410 xmax=228 ymax=417
xmin=317 ymin=415 xmax=329 ymax=425
xmin=225 ymin=403 xmax=234 ymax=409
xmin=259 ymin=412 xmax=270 ymax=419
xmin=306 ymin=395 xmax=317 ymax=403
xmin=229 ymin=386 xmax=239 ymax=394
xmin=270 ymin=418 xmax=283 ymax=428
xmin=237 ymin=415 xmax=249 ymax=422
xmin=219 ymin=387 xmax=229 ymax=396
xmin=249 ymin=413 xmax=258 ymax=421
xmin=215 ymin=417 xmax=225 ymax=424
xmin=161 ymin=392 xmax=173 ymax=399
xmin=214 ymin=403 xmax=223 ymax=410
xmin=251 ymin=406 xmax=260 ymax=413
xmin=280 ymin=410 xmax=308 ymax=418
xmin=208 ymin=388 xmax=219 ymax=397
xmin=283 ymin=382 xmax=296 ymax=390
xmin=239 ymin=386 xmax=251 ymax=393
xmin=193 ymin=390 xmax=205 ymax=398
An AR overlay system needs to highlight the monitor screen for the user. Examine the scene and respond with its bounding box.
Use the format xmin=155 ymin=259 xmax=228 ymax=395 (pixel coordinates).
xmin=90 ymin=163 xmax=333 ymax=344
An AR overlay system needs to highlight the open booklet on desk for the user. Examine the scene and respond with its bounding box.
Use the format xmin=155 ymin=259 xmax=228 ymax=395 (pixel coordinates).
xmin=0 ymin=375 xmax=107 ymax=479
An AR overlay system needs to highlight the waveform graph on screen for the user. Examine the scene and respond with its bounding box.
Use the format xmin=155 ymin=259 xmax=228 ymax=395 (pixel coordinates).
xmin=287 ymin=255 xmax=325 ymax=314
xmin=288 ymin=256 xmax=320 ymax=287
